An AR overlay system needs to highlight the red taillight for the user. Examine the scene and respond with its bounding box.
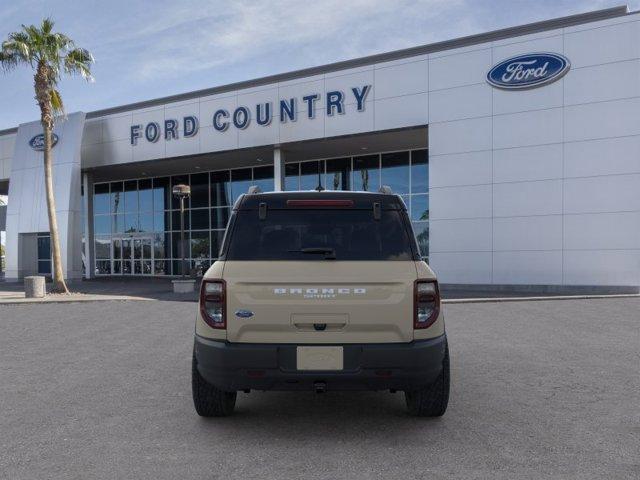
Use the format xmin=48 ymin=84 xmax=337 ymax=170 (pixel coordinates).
xmin=286 ymin=199 xmax=354 ymax=207
xmin=200 ymin=279 xmax=226 ymax=329
xmin=414 ymin=280 xmax=440 ymax=329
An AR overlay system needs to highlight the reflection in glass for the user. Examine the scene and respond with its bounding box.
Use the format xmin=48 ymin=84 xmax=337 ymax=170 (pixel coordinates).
xmin=353 ymin=155 xmax=379 ymax=191
xmin=111 ymin=182 xmax=123 ymax=214
xmin=231 ymin=168 xmax=252 ymax=203
xmin=153 ymin=233 xmax=166 ymax=259
xmin=112 ymin=238 xmax=122 ymax=259
xmin=112 ymin=214 xmax=124 ymax=234
xmin=412 ymin=222 xmax=429 ymax=258
xmin=411 ymin=149 xmax=428 ymax=193
xmin=138 ymin=179 xmax=153 ymax=212
xmin=153 ymin=177 xmax=170 ymax=211
xmin=191 ymin=231 xmax=210 ymax=258
xmin=325 ymin=158 xmax=350 ymax=191
xmin=124 ymin=180 xmax=138 ymax=212
xmin=139 ymin=212 xmax=153 ymax=232
xmin=94 ymin=183 xmax=110 ymax=214
xmin=284 ymin=163 xmax=299 ymax=191
xmin=211 ymin=208 xmax=230 ymax=230
xmin=191 ymin=209 xmax=209 ymax=230
xmin=411 ymin=194 xmax=429 ymax=221
xmin=253 ymin=165 xmax=274 ymax=193
xmin=210 ymin=171 xmax=230 ymax=207
xmin=153 ymin=212 xmax=166 ymax=232
xmin=96 ymin=260 xmax=111 ymax=274
xmin=124 ymin=213 xmax=138 ymax=233
xmin=94 ymin=215 xmax=110 ymax=235
xmin=95 ymin=236 xmax=110 ymax=259
xmin=211 ymin=230 xmax=226 ymax=258
xmin=190 ymin=173 xmax=209 ymax=208
xmin=381 ymin=152 xmax=410 ymax=194
xmin=300 ymin=161 xmax=323 ymax=191
xmin=122 ymin=239 xmax=132 ymax=259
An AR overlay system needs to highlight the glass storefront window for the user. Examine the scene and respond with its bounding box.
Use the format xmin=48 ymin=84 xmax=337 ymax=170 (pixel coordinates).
xmin=231 ymin=168 xmax=252 ymax=203
xmin=190 ymin=173 xmax=209 ymax=208
xmin=300 ymin=160 xmax=323 ymax=191
xmin=411 ymin=194 xmax=429 ymax=221
xmin=412 ymin=222 xmax=429 ymax=258
xmin=138 ymin=179 xmax=153 ymax=212
xmin=95 ymin=236 xmax=110 ymax=259
xmin=411 ymin=149 xmax=428 ymax=193
xmin=253 ymin=165 xmax=274 ymax=193
xmin=91 ymin=149 xmax=428 ymax=276
xmin=210 ymin=171 xmax=230 ymax=207
xmin=124 ymin=180 xmax=138 ymax=212
xmin=191 ymin=208 xmax=209 ymax=230
xmin=353 ymin=155 xmax=379 ymax=192
xmin=111 ymin=182 xmax=123 ymax=215
xmin=94 ymin=183 xmax=110 ymax=214
xmin=381 ymin=151 xmax=410 ymax=194
xmin=190 ymin=231 xmax=210 ymax=258
xmin=284 ymin=163 xmax=299 ymax=191
xmin=94 ymin=215 xmax=110 ymax=235
xmin=153 ymin=177 xmax=170 ymax=211
xmin=326 ymin=158 xmax=350 ymax=191
xmin=211 ymin=207 xmax=230 ymax=230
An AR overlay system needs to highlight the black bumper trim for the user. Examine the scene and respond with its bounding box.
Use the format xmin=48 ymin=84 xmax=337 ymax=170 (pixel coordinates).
xmin=194 ymin=334 xmax=447 ymax=392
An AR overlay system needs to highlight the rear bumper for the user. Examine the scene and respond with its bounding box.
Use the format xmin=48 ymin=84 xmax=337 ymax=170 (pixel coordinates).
xmin=194 ymin=334 xmax=447 ymax=392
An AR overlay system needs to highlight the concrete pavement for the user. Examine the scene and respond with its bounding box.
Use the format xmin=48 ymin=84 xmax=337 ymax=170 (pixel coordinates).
xmin=1 ymin=297 xmax=638 ymax=479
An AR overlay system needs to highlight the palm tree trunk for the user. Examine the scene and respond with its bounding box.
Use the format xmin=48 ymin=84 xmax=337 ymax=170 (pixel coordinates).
xmin=36 ymin=64 xmax=68 ymax=294
xmin=43 ymin=123 xmax=68 ymax=293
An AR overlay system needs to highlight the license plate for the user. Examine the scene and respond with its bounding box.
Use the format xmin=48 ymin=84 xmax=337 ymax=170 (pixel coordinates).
xmin=296 ymin=346 xmax=344 ymax=371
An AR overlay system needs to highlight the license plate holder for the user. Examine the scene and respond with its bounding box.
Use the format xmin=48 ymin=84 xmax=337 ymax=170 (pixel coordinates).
xmin=296 ymin=346 xmax=344 ymax=371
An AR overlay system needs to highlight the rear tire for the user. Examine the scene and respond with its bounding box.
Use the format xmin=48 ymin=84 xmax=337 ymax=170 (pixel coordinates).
xmin=192 ymin=354 xmax=237 ymax=417
xmin=405 ymin=341 xmax=450 ymax=417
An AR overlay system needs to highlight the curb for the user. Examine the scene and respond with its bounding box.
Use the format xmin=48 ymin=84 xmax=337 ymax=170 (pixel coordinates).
xmin=0 ymin=295 xmax=152 ymax=305
xmin=443 ymin=294 xmax=640 ymax=304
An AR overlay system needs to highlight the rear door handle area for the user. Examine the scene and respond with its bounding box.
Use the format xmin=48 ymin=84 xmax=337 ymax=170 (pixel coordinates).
xmin=291 ymin=314 xmax=348 ymax=331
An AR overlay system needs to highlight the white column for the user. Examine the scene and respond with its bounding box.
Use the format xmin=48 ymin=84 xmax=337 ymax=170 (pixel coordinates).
xmin=273 ymin=147 xmax=285 ymax=192
xmin=82 ymin=172 xmax=93 ymax=279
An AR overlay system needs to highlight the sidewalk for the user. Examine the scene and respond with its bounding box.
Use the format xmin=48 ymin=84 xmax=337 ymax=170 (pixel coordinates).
xmin=1 ymin=277 xmax=638 ymax=305
xmin=0 ymin=277 xmax=199 ymax=304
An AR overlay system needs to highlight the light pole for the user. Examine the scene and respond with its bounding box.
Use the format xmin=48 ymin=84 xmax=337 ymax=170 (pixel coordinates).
xmin=172 ymin=184 xmax=191 ymax=278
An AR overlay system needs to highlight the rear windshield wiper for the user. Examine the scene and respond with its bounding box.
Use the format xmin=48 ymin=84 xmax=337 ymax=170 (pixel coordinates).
xmin=288 ymin=247 xmax=337 ymax=260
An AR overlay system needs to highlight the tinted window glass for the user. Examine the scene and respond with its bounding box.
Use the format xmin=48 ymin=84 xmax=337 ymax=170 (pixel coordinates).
xmin=353 ymin=155 xmax=379 ymax=192
xmin=226 ymin=209 xmax=414 ymax=261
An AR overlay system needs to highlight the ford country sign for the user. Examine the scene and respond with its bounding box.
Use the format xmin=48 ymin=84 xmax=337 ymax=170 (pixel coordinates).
xmin=487 ymin=53 xmax=570 ymax=90
xmin=29 ymin=133 xmax=59 ymax=151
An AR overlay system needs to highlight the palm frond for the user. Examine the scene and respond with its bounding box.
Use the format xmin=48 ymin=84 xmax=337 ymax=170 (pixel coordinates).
xmin=64 ymin=47 xmax=94 ymax=81
xmin=50 ymin=88 xmax=64 ymax=116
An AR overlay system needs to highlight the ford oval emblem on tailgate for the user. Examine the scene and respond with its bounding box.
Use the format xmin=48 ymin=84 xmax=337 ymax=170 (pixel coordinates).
xmin=235 ymin=309 xmax=254 ymax=318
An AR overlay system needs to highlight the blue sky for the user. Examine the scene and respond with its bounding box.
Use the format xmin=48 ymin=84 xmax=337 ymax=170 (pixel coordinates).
xmin=0 ymin=0 xmax=637 ymax=130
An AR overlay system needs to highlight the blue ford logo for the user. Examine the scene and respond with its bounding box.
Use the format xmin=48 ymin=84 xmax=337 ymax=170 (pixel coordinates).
xmin=487 ymin=53 xmax=570 ymax=90
xmin=29 ymin=133 xmax=59 ymax=151
xmin=235 ymin=309 xmax=254 ymax=318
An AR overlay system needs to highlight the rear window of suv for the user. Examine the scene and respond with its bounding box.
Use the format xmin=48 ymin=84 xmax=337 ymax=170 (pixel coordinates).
xmin=225 ymin=209 xmax=417 ymax=261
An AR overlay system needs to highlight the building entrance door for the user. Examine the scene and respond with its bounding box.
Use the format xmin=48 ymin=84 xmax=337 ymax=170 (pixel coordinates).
xmin=112 ymin=236 xmax=153 ymax=275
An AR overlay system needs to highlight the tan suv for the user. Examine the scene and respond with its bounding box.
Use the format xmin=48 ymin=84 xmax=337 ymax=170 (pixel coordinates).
xmin=192 ymin=189 xmax=449 ymax=417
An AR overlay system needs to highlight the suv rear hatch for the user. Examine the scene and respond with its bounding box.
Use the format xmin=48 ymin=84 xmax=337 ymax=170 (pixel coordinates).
xmin=221 ymin=194 xmax=421 ymax=344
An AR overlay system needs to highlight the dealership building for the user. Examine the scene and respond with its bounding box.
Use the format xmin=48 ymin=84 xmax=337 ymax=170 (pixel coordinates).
xmin=1 ymin=5 xmax=639 ymax=291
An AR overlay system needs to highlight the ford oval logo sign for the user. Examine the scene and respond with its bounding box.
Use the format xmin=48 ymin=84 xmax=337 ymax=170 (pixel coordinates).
xmin=29 ymin=133 xmax=59 ymax=151
xmin=235 ymin=309 xmax=254 ymax=318
xmin=487 ymin=53 xmax=570 ymax=90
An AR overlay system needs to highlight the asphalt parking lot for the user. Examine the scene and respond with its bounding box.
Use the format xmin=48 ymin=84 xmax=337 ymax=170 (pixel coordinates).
xmin=1 ymin=298 xmax=638 ymax=479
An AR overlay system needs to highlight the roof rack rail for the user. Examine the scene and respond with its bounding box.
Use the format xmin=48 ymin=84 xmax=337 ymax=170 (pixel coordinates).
xmin=247 ymin=185 xmax=262 ymax=194
xmin=379 ymin=185 xmax=393 ymax=194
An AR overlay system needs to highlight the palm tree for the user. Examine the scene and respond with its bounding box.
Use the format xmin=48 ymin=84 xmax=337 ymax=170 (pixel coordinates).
xmin=0 ymin=18 xmax=93 ymax=293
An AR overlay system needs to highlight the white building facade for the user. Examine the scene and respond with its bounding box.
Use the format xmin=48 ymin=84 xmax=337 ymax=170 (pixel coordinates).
xmin=1 ymin=6 xmax=639 ymax=291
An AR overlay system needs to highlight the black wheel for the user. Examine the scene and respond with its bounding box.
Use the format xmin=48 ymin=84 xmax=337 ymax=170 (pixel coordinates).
xmin=405 ymin=341 xmax=450 ymax=417
xmin=192 ymin=354 xmax=236 ymax=417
